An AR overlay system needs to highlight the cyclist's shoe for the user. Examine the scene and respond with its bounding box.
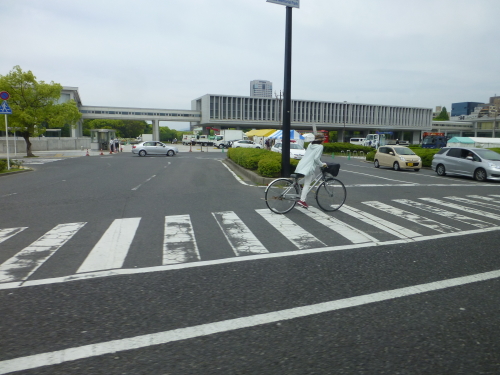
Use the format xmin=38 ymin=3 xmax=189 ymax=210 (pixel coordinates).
xmin=297 ymin=200 xmax=309 ymax=209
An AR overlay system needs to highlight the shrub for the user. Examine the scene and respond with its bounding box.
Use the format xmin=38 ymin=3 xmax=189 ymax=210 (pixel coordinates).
xmin=0 ymin=159 xmax=6 ymax=172
xmin=365 ymin=150 xmax=376 ymax=162
xmin=228 ymin=148 xmax=299 ymax=178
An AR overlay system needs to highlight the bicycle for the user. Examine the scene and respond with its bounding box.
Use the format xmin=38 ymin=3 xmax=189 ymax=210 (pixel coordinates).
xmin=265 ymin=162 xmax=347 ymax=214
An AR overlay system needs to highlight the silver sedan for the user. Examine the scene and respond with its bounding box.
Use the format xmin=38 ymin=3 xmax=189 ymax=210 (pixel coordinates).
xmin=132 ymin=141 xmax=179 ymax=157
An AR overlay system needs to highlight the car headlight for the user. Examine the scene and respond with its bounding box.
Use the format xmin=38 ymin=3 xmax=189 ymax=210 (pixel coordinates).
xmin=488 ymin=162 xmax=500 ymax=169
xmin=399 ymin=156 xmax=406 ymax=161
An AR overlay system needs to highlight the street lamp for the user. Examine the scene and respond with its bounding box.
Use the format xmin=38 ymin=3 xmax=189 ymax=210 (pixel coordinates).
xmin=343 ymin=101 xmax=347 ymax=143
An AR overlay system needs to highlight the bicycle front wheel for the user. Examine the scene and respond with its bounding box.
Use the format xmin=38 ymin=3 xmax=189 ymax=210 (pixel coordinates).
xmin=315 ymin=178 xmax=346 ymax=211
xmin=265 ymin=178 xmax=299 ymax=214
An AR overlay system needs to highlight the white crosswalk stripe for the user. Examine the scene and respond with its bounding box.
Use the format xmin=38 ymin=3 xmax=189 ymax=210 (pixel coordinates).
xmin=2 ymin=195 xmax=500 ymax=287
xmin=363 ymin=201 xmax=460 ymax=233
xmin=444 ymin=196 xmax=500 ymax=211
xmin=0 ymin=227 xmax=27 ymax=244
xmin=212 ymin=211 xmax=269 ymax=256
xmin=256 ymin=209 xmax=326 ymax=249
xmin=0 ymin=223 xmax=86 ymax=283
xmin=163 ymin=215 xmax=200 ymax=264
xmin=77 ymin=218 xmax=141 ymax=273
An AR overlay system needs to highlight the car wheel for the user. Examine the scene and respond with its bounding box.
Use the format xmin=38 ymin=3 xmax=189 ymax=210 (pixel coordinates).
xmin=393 ymin=162 xmax=400 ymax=171
xmin=218 ymin=144 xmax=225 ymax=149
xmin=167 ymin=150 xmax=175 ymax=156
xmin=139 ymin=150 xmax=146 ymax=157
xmin=374 ymin=160 xmax=380 ymax=168
xmin=436 ymin=164 xmax=446 ymax=176
xmin=474 ymin=168 xmax=487 ymax=182
xmin=414 ymin=168 xmax=420 ymax=172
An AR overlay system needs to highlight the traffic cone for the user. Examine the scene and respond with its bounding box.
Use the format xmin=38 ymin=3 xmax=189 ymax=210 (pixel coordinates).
xmin=109 ymin=148 xmax=113 ymax=154
xmin=86 ymin=149 xmax=90 ymax=156
xmin=100 ymin=149 xmax=104 ymax=155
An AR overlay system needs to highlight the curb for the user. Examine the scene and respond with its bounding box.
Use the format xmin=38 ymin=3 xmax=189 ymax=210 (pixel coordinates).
xmin=0 ymin=168 xmax=33 ymax=177
xmin=222 ymin=158 xmax=275 ymax=186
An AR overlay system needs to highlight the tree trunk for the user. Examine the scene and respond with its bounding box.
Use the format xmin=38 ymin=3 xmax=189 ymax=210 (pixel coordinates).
xmin=22 ymin=132 xmax=35 ymax=157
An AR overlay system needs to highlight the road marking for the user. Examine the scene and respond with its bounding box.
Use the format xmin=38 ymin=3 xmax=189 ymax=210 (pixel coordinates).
xmin=2 ymin=268 xmax=500 ymax=374
xmin=220 ymin=160 xmax=254 ymax=186
xmin=163 ymin=215 xmax=201 ymax=264
xmin=364 ymin=201 xmax=460 ymax=233
xmin=301 ymin=206 xmax=378 ymax=243
xmin=419 ymin=198 xmax=500 ymax=221
xmin=131 ymin=175 xmax=156 ymax=191
xmin=0 ymin=227 xmax=27 ymax=244
xmin=256 ymin=209 xmax=326 ymax=249
xmin=0 ymin=223 xmax=86 ymax=283
xmin=212 ymin=211 xmax=269 ymax=255
xmin=444 ymin=196 xmax=500 ymax=211
xmin=341 ymin=169 xmax=418 ymax=184
xmin=466 ymin=195 xmax=500 ymax=204
xmin=339 ymin=205 xmax=421 ymax=239
xmin=77 ymin=218 xmax=141 ymax=273
xmin=394 ymin=199 xmax=495 ymax=229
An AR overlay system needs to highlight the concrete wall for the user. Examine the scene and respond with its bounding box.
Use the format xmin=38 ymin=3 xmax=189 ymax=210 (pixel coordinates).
xmin=0 ymin=137 xmax=91 ymax=153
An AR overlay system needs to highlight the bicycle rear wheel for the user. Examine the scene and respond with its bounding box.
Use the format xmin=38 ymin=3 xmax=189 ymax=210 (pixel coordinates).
xmin=265 ymin=178 xmax=299 ymax=214
xmin=315 ymin=178 xmax=346 ymax=211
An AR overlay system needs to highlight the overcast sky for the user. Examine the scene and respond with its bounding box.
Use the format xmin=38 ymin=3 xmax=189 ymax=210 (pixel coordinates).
xmin=2 ymin=0 xmax=499 ymax=130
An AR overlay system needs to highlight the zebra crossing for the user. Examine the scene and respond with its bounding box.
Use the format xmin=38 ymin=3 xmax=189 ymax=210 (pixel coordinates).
xmin=1 ymin=194 xmax=500 ymax=289
xmin=21 ymin=158 xmax=63 ymax=165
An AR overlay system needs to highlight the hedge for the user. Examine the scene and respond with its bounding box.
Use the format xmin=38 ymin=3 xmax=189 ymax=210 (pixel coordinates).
xmin=227 ymin=148 xmax=298 ymax=178
xmin=0 ymin=159 xmax=24 ymax=172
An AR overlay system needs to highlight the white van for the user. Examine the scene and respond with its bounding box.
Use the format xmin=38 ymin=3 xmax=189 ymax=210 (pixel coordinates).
xmin=350 ymin=138 xmax=365 ymax=145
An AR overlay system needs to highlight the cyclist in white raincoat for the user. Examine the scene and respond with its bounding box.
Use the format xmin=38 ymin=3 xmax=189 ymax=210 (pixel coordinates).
xmin=294 ymin=133 xmax=326 ymax=209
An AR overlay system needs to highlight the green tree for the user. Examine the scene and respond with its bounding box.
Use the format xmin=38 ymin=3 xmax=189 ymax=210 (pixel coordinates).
xmin=0 ymin=66 xmax=82 ymax=156
xmin=434 ymin=106 xmax=450 ymax=121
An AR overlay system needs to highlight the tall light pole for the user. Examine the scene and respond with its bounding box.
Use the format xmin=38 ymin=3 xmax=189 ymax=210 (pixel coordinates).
xmin=343 ymin=101 xmax=347 ymax=143
xmin=267 ymin=0 xmax=299 ymax=177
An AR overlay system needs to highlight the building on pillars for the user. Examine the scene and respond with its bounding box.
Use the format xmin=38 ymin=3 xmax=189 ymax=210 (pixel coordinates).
xmin=191 ymin=94 xmax=434 ymax=143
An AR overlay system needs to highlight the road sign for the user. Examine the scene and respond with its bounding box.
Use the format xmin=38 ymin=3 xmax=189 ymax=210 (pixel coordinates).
xmin=0 ymin=91 xmax=10 ymax=100
xmin=267 ymin=0 xmax=299 ymax=8
xmin=0 ymin=100 xmax=12 ymax=114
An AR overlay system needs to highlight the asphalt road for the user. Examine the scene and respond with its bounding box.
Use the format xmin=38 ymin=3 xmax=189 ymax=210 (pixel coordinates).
xmin=1 ymin=149 xmax=500 ymax=374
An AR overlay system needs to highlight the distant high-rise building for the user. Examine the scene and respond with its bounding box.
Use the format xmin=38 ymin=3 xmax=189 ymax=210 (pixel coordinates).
xmin=250 ymin=80 xmax=272 ymax=98
xmin=451 ymin=102 xmax=483 ymax=117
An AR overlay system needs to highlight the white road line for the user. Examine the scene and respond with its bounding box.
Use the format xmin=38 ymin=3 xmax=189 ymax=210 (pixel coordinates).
xmin=0 ymin=227 xmax=27 ymax=244
xmin=444 ymin=196 xmax=500 ymax=211
xmin=220 ymin=160 xmax=254 ymax=186
xmin=394 ymin=199 xmax=495 ymax=229
xmin=212 ymin=211 xmax=269 ymax=256
xmin=466 ymin=195 xmax=500 ymax=204
xmin=419 ymin=198 xmax=500 ymax=221
xmin=364 ymin=201 xmax=460 ymax=233
xmin=77 ymin=218 xmax=141 ymax=273
xmin=339 ymin=205 xmax=421 ymax=239
xmin=341 ymin=169 xmax=418 ymax=184
xmin=301 ymin=206 xmax=378 ymax=244
xmin=0 ymin=223 xmax=86 ymax=283
xmin=131 ymin=175 xmax=156 ymax=191
xmin=256 ymin=209 xmax=326 ymax=249
xmin=163 ymin=215 xmax=201 ymax=264
xmin=3 ymin=268 xmax=500 ymax=374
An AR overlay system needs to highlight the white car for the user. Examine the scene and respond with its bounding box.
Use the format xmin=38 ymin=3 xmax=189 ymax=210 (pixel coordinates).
xmin=232 ymin=140 xmax=261 ymax=148
xmin=271 ymin=142 xmax=306 ymax=159
xmin=132 ymin=141 xmax=179 ymax=156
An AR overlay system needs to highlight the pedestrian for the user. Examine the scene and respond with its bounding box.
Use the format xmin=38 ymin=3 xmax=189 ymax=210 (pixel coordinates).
xmin=109 ymin=138 xmax=114 ymax=152
xmin=294 ymin=133 xmax=326 ymax=209
xmin=265 ymin=138 xmax=270 ymax=150
xmin=396 ymin=139 xmax=400 ymax=145
xmin=114 ymin=138 xmax=120 ymax=152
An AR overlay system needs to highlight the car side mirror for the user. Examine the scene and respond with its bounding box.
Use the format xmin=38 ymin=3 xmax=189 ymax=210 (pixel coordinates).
xmin=389 ymin=152 xmax=394 ymax=155
xmin=466 ymin=156 xmax=473 ymax=160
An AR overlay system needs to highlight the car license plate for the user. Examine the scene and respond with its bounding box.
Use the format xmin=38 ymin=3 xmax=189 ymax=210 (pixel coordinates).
xmin=407 ymin=163 xmax=414 ymax=166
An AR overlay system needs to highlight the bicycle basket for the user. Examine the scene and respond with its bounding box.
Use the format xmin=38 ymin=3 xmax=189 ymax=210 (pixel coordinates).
xmin=323 ymin=162 xmax=340 ymax=177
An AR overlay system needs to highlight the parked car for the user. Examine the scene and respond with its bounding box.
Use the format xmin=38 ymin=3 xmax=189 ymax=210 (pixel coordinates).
xmin=431 ymin=147 xmax=500 ymax=182
xmin=232 ymin=140 xmax=261 ymax=149
xmin=132 ymin=141 xmax=179 ymax=157
xmin=349 ymin=138 xmax=366 ymax=145
xmin=374 ymin=146 xmax=421 ymax=171
xmin=271 ymin=142 xmax=306 ymax=159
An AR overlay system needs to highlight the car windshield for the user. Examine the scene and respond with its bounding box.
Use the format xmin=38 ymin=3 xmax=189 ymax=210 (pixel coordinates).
xmin=474 ymin=149 xmax=500 ymax=161
xmin=290 ymin=144 xmax=304 ymax=150
xmin=395 ymin=148 xmax=416 ymax=155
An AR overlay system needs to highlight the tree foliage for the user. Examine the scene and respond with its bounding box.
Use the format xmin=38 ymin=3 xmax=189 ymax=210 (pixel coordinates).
xmin=0 ymin=66 xmax=81 ymax=156
xmin=434 ymin=106 xmax=450 ymax=121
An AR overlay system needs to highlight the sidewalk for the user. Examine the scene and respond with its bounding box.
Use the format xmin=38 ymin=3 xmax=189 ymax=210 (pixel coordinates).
xmin=0 ymin=143 xmax=232 ymax=159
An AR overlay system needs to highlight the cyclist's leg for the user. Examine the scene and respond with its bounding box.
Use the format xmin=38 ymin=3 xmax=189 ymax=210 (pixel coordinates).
xmin=300 ymin=173 xmax=313 ymax=202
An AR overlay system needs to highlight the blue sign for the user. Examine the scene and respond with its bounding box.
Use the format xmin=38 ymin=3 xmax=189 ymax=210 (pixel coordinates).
xmin=267 ymin=0 xmax=299 ymax=8
xmin=0 ymin=100 xmax=12 ymax=114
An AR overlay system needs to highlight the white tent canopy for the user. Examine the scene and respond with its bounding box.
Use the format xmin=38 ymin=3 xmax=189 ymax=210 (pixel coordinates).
xmin=268 ymin=130 xmax=304 ymax=140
